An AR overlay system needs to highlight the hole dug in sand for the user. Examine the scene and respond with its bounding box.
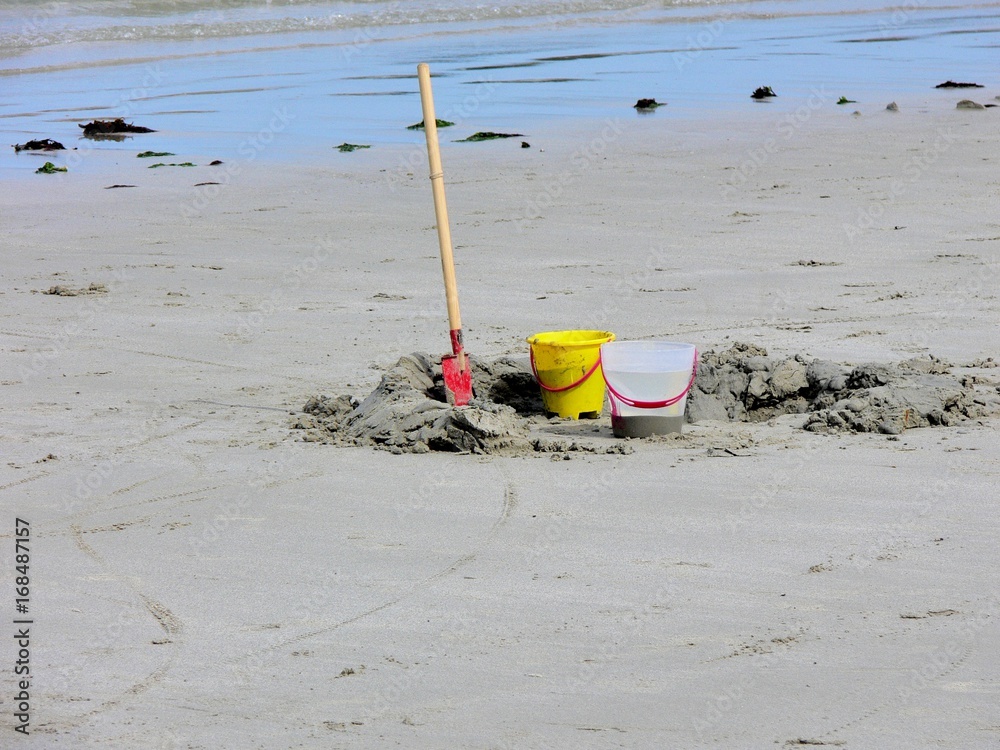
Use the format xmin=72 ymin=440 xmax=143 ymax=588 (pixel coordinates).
xmin=297 ymin=353 xmax=541 ymax=455
xmin=294 ymin=344 xmax=1000 ymax=454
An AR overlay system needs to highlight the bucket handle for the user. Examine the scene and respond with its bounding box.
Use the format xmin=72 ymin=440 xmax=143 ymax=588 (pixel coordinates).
xmin=604 ymin=349 xmax=699 ymax=413
xmin=529 ymin=348 xmax=603 ymax=393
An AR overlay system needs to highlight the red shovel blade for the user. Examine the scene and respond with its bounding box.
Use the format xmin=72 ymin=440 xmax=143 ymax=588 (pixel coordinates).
xmin=442 ymin=353 xmax=473 ymax=406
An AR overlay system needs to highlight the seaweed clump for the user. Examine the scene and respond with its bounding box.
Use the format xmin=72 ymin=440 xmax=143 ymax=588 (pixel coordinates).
xmin=458 ymin=132 xmax=524 ymax=142
xmin=79 ymin=119 xmax=155 ymax=136
xmin=407 ymin=119 xmax=455 ymax=130
xmin=14 ymin=139 xmax=65 ymax=152
xmin=935 ymin=80 xmax=983 ymax=89
xmin=751 ymin=86 xmax=777 ymax=100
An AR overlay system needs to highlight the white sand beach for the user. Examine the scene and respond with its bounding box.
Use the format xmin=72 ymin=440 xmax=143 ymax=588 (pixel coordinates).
xmin=4 ymin=100 xmax=1000 ymax=747
xmin=3 ymin=0 xmax=1000 ymax=746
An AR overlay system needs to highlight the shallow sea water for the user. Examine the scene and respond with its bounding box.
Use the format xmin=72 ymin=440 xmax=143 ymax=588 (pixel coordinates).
xmin=1 ymin=0 xmax=998 ymax=170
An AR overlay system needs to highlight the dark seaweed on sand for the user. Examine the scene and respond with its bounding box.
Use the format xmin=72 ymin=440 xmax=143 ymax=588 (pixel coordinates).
xmin=935 ymin=80 xmax=983 ymax=89
xmin=633 ymin=98 xmax=664 ymax=110
xmin=458 ymin=132 xmax=524 ymax=142
xmin=336 ymin=143 xmax=371 ymax=152
xmin=751 ymin=86 xmax=777 ymax=99
xmin=79 ymin=118 xmax=156 ymax=136
xmin=14 ymin=138 xmax=65 ymax=152
xmin=407 ymin=118 xmax=455 ymax=130
xmin=137 ymin=151 xmax=174 ymax=158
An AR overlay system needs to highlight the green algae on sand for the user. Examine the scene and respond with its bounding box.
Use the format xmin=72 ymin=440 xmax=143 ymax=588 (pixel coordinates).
xmin=336 ymin=143 xmax=371 ymax=152
xmin=407 ymin=119 xmax=454 ymax=130
xmin=36 ymin=161 xmax=67 ymax=174
xmin=458 ymin=132 xmax=524 ymax=142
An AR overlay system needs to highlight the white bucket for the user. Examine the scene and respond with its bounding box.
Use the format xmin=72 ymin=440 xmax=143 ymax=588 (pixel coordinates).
xmin=600 ymin=341 xmax=698 ymax=438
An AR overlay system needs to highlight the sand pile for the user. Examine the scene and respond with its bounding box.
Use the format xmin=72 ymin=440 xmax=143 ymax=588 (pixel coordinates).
xmin=689 ymin=343 xmax=999 ymax=434
xmin=297 ymin=354 xmax=532 ymax=454
xmin=294 ymin=345 xmax=998 ymax=453
xmin=296 ymin=354 xmax=637 ymax=455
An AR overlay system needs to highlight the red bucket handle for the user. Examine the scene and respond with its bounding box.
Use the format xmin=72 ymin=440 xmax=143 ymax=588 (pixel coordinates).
xmin=604 ymin=348 xmax=699 ymax=412
xmin=530 ymin=347 xmax=603 ymax=393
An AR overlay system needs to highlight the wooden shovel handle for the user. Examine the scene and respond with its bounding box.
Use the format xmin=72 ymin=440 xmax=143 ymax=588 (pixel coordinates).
xmin=417 ymin=63 xmax=465 ymax=366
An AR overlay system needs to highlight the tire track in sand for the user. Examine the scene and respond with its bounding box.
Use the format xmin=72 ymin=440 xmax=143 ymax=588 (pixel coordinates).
xmin=228 ymin=463 xmax=518 ymax=668
xmin=36 ymin=526 xmax=187 ymax=732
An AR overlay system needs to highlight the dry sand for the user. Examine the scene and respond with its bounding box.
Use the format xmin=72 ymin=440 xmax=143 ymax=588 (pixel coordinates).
xmin=3 ymin=103 xmax=1000 ymax=747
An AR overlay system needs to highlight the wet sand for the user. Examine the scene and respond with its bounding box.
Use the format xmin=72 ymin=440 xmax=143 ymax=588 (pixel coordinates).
xmin=3 ymin=93 xmax=1000 ymax=746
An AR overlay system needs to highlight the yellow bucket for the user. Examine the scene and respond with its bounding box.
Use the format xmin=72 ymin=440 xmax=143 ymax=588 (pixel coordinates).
xmin=527 ymin=330 xmax=616 ymax=419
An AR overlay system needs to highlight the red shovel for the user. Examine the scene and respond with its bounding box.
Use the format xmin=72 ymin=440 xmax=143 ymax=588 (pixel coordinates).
xmin=417 ymin=62 xmax=473 ymax=406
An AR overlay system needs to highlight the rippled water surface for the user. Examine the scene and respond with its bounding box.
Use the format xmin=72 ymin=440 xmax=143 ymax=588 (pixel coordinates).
xmin=2 ymin=0 xmax=998 ymax=166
